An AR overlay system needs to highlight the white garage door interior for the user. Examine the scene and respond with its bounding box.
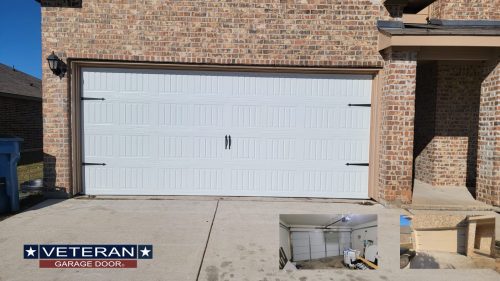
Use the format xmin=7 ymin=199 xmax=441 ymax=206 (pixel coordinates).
xmin=416 ymin=228 xmax=466 ymax=254
xmin=290 ymin=231 xmax=351 ymax=261
xmin=82 ymin=68 xmax=372 ymax=197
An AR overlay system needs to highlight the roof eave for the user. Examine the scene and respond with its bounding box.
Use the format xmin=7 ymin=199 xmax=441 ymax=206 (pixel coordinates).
xmin=378 ymin=30 xmax=500 ymax=51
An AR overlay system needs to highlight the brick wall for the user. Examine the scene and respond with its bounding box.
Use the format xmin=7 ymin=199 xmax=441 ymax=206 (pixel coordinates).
xmin=378 ymin=50 xmax=417 ymax=204
xmin=414 ymin=62 xmax=437 ymax=184
xmin=477 ymin=59 xmax=500 ymax=206
xmin=42 ymin=1 xmax=387 ymax=66
xmin=0 ymin=96 xmax=43 ymax=153
xmin=414 ymin=62 xmax=483 ymax=188
xmin=42 ymin=0 xmax=390 ymax=194
xmin=430 ymin=0 xmax=500 ymax=20
xmin=434 ymin=63 xmax=482 ymax=187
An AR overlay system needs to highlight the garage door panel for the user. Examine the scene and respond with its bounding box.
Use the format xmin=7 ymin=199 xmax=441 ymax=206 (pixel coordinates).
xmin=229 ymin=105 xmax=299 ymax=129
xmin=291 ymin=232 xmax=309 ymax=241
xmin=84 ymin=134 xmax=114 ymax=158
xmin=416 ymin=229 xmax=466 ymax=254
xmin=304 ymin=139 xmax=368 ymax=161
xmin=305 ymin=106 xmax=370 ymax=129
xmin=84 ymin=69 xmax=373 ymax=97
xmin=84 ymin=134 xmax=227 ymax=160
xmin=230 ymin=169 xmax=296 ymax=193
xmin=117 ymin=135 xmax=151 ymax=158
xmin=86 ymin=166 xmax=225 ymax=194
xmin=230 ymin=137 xmax=296 ymax=161
xmin=303 ymin=170 xmax=368 ymax=193
xmin=82 ymin=68 xmax=371 ymax=197
xmin=158 ymin=136 xmax=225 ymax=160
xmin=228 ymin=104 xmax=369 ymax=130
xmin=85 ymin=166 xmax=154 ymax=191
xmin=117 ymin=102 xmax=152 ymax=126
xmin=310 ymin=244 xmax=325 ymax=252
xmin=228 ymin=136 xmax=368 ymax=161
xmin=158 ymin=103 xmax=225 ymax=128
xmin=83 ymin=101 xmax=114 ymax=125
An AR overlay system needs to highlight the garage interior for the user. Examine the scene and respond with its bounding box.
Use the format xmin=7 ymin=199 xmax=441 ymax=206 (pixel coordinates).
xmin=279 ymin=214 xmax=378 ymax=270
xmin=403 ymin=214 xmax=496 ymax=269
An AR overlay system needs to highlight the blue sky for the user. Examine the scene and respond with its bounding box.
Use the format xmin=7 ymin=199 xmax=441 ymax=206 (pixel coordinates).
xmin=0 ymin=0 xmax=41 ymax=78
xmin=400 ymin=215 xmax=411 ymax=226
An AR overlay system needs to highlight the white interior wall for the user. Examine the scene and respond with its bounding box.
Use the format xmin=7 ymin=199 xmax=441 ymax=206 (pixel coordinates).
xmin=350 ymin=220 xmax=377 ymax=256
xmin=279 ymin=223 xmax=291 ymax=260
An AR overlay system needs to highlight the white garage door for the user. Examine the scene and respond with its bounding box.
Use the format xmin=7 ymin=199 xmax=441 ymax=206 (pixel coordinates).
xmin=291 ymin=231 xmax=351 ymax=261
xmin=82 ymin=68 xmax=372 ymax=197
xmin=290 ymin=232 xmax=312 ymax=261
xmin=416 ymin=228 xmax=466 ymax=254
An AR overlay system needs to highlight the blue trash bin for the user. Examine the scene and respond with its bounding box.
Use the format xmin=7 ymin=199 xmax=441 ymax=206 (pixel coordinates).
xmin=0 ymin=136 xmax=23 ymax=213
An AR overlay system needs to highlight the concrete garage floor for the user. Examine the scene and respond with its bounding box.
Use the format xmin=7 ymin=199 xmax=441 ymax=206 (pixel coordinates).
xmin=294 ymin=256 xmax=345 ymax=270
xmin=0 ymin=197 xmax=498 ymax=281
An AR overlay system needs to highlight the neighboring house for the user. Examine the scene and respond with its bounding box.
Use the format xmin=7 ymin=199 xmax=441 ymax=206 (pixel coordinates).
xmin=412 ymin=214 xmax=495 ymax=258
xmin=0 ymin=63 xmax=43 ymax=183
xmin=37 ymin=0 xmax=499 ymax=206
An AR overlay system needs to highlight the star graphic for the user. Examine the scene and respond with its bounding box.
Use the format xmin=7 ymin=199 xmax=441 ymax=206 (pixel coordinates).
xmin=140 ymin=246 xmax=151 ymax=257
xmin=25 ymin=247 xmax=36 ymax=257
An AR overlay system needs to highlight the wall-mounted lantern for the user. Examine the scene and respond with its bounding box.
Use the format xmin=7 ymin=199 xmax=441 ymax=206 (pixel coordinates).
xmin=46 ymin=51 xmax=67 ymax=78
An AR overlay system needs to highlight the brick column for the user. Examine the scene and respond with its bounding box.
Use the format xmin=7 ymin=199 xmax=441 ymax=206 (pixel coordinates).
xmin=378 ymin=49 xmax=417 ymax=205
xmin=42 ymin=50 xmax=71 ymax=195
xmin=477 ymin=60 xmax=500 ymax=206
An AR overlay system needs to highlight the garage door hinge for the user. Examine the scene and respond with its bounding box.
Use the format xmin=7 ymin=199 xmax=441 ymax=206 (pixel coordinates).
xmin=81 ymin=97 xmax=105 ymax=101
xmin=82 ymin=162 xmax=106 ymax=166
xmin=348 ymin=104 xmax=371 ymax=107
xmin=345 ymin=163 xmax=369 ymax=166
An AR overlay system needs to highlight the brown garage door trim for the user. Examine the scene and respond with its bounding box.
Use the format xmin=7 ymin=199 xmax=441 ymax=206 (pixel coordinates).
xmin=68 ymin=59 xmax=382 ymax=198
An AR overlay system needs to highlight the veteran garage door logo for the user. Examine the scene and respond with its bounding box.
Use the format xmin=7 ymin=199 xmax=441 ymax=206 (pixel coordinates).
xmin=24 ymin=244 xmax=153 ymax=268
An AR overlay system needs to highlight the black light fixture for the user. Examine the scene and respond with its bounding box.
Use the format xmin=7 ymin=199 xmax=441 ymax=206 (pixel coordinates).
xmin=46 ymin=51 xmax=67 ymax=78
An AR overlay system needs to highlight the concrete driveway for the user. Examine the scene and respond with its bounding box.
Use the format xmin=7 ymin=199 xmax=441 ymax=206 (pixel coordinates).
xmin=410 ymin=251 xmax=496 ymax=269
xmin=0 ymin=198 xmax=498 ymax=281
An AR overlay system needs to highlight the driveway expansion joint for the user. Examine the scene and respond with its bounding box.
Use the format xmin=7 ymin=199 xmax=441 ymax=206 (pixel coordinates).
xmin=196 ymin=200 xmax=219 ymax=281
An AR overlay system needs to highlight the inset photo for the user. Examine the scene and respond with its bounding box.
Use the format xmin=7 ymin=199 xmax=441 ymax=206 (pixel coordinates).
xmin=400 ymin=214 xmax=496 ymax=269
xmin=279 ymin=214 xmax=378 ymax=270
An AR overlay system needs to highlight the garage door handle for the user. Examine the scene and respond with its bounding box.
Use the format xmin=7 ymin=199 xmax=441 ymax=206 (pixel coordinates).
xmin=346 ymin=163 xmax=369 ymax=166
xmin=228 ymin=135 xmax=232 ymax=150
xmin=225 ymin=135 xmax=228 ymax=150
xmin=82 ymin=162 xmax=106 ymax=166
